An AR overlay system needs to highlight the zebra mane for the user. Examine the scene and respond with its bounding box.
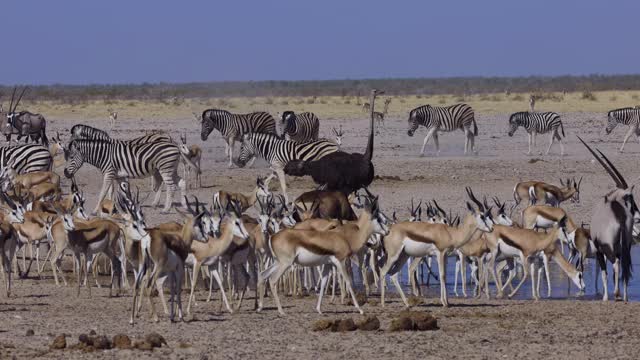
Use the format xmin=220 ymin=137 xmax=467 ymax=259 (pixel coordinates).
xmin=609 ymin=107 xmax=640 ymax=114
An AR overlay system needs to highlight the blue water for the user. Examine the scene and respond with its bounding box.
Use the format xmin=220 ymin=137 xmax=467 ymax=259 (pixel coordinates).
xmin=387 ymin=246 xmax=640 ymax=302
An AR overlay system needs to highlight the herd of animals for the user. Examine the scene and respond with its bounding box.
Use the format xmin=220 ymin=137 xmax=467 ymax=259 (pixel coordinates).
xmin=0 ymin=86 xmax=639 ymax=324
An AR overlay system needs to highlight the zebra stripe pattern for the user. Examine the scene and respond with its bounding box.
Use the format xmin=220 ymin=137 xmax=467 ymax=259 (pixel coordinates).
xmin=0 ymin=144 xmax=52 ymax=174
xmin=200 ymin=109 xmax=277 ymax=141
xmin=605 ymin=107 xmax=640 ymax=152
xmin=407 ymin=103 xmax=478 ymax=155
xmin=507 ymin=112 xmax=564 ymax=136
xmin=507 ymin=111 xmax=565 ymax=155
xmin=606 ymin=107 xmax=640 ymax=134
xmin=281 ymin=111 xmax=320 ymax=143
xmin=64 ymin=139 xmax=185 ymax=213
xmin=238 ymin=133 xmax=337 ymax=168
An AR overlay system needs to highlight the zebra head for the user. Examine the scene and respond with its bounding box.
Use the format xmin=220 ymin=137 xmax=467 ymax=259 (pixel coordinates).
xmin=507 ymin=113 xmax=520 ymax=136
xmin=281 ymin=111 xmax=297 ymax=136
xmin=63 ymin=141 xmax=85 ymax=179
xmin=605 ymin=112 xmax=618 ymax=135
xmin=237 ymin=134 xmax=256 ymax=167
xmin=407 ymin=107 xmax=425 ymax=136
xmin=200 ymin=110 xmax=215 ymax=141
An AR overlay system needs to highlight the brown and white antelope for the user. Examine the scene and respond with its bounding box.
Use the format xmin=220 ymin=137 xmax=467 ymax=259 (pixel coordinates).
xmin=258 ymin=196 xmax=388 ymax=315
xmin=379 ymin=188 xmax=494 ymax=307
xmin=513 ymin=178 xmax=581 ymax=207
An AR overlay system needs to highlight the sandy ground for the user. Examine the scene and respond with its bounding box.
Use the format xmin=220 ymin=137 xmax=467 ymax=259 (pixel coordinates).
xmin=1 ymin=110 xmax=640 ymax=359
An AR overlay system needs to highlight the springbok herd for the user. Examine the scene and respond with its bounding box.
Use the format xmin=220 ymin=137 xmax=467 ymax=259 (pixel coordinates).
xmin=0 ymin=88 xmax=639 ymax=326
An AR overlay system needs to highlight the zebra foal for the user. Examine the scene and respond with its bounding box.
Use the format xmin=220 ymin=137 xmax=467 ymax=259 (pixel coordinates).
xmin=200 ymin=109 xmax=277 ymax=167
xmin=605 ymin=107 xmax=640 ymax=152
xmin=407 ymin=103 xmax=478 ymax=156
xmin=507 ymin=111 xmax=565 ymax=156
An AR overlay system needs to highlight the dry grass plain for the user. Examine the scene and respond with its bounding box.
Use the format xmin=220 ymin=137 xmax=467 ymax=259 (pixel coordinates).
xmin=1 ymin=90 xmax=640 ymax=359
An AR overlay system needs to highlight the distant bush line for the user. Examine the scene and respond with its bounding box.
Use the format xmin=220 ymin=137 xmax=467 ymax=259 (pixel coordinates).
xmin=1 ymin=75 xmax=639 ymax=102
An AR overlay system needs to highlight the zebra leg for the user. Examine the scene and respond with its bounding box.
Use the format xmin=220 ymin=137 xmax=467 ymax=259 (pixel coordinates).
xmin=432 ymin=132 xmax=440 ymax=156
xmin=274 ymin=168 xmax=289 ymax=204
xmin=527 ymin=133 xmax=532 ymax=155
xmin=151 ymin=171 xmax=164 ymax=207
xmin=620 ymin=126 xmax=635 ymax=152
xmin=227 ymin=139 xmax=235 ymax=168
xmin=92 ymin=174 xmax=114 ymax=215
xmin=545 ymin=132 xmax=555 ymax=155
xmin=420 ymin=128 xmax=437 ymax=156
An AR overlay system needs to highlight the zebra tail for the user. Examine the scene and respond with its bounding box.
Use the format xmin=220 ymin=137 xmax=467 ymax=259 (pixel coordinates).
xmin=473 ymin=118 xmax=478 ymax=136
xmin=560 ymin=121 xmax=565 ymax=138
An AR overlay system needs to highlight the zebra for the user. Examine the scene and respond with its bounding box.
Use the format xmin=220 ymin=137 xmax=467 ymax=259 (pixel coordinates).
xmin=200 ymin=109 xmax=277 ymax=167
xmin=280 ymin=111 xmax=320 ymax=143
xmin=605 ymin=107 xmax=640 ymax=152
xmin=507 ymin=111 xmax=565 ymax=156
xmin=0 ymin=144 xmax=52 ymax=174
xmin=63 ymin=139 xmax=188 ymax=214
xmin=236 ymin=133 xmax=338 ymax=202
xmin=407 ymin=103 xmax=478 ymax=156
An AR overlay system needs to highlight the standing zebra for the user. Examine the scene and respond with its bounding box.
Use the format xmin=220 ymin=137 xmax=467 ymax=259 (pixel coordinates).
xmin=236 ymin=133 xmax=338 ymax=202
xmin=407 ymin=103 xmax=478 ymax=156
xmin=605 ymin=107 xmax=640 ymax=152
xmin=200 ymin=109 xmax=277 ymax=167
xmin=280 ymin=111 xmax=320 ymax=143
xmin=507 ymin=111 xmax=565 ymax=156
xmin=0 ymin=144 xmax=52 ymax=174
xmin=63 ymin=139 xmax=187 ymax=214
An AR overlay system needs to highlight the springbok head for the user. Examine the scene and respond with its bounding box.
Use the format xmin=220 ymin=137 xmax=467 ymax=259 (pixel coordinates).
xmin=332 ymin=125 xmax=344 ymax=147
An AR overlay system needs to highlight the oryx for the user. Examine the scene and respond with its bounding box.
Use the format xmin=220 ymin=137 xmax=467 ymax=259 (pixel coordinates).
xmin=3 ymin=87 xmax=48 ymax=145
xmin=578 ymin=136 xmax=640 ymax=301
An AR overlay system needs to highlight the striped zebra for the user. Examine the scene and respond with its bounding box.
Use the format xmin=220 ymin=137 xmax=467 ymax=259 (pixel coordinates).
xmin=507 ymin=111 xmax=565 ymax=156
xmin=237 ymin=133 xmax=338 ymax=202
xmin=0 ymin=144 xmax=52 ymax=174
xmin=605 ymin=107 xmax=640 ymax=152
xmin=407 ymin=103 xmax=478 ymax=156
xmin=280 ymin=111 xmax=320 ymax=143
xmin=200 ymin=109 xmax=277 ymax=167
xmin=63 ymin=139 xmax=187 ymax=214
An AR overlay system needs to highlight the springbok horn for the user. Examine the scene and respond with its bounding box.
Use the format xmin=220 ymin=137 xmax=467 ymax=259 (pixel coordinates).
xmin=465 ymin=187 xmax=485 ymax=211
xmin=433 ymin=199 xmax=446 ymax=217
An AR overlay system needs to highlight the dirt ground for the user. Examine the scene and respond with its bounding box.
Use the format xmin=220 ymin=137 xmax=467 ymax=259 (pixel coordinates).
xmin=1 ymin=110 xmax=640 ymax=359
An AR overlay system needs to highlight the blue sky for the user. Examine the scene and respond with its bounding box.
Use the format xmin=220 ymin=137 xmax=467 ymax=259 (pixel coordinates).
xmin=1 ymin=0 xmax=638 ymax=84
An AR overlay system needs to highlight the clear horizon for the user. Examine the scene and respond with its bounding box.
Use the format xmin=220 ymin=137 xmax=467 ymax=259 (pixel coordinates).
xmin=1 ymin=0 xmax=638 ymax=85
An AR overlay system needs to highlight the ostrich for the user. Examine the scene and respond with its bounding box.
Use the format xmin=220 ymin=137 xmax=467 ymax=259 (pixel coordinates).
xmin=284 ymin=89 xmax=383 ymax=195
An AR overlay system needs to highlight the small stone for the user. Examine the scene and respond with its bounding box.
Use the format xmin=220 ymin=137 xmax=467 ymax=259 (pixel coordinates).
xmin=411 ymin=312 xmax=438 ymax=331
xmin=92 ymin=336 xmax=112 ymax=350
xmin=389 ymin=316 xmax=414 ymax=331
xmin=178 ymin=341 xmax=192 ymax=349
xmin=145 ymin=333 xmax=167 ymax=348
xmin=356 ymin=315 xmax=380 ymax=331
xmin=50 ymin=335 xmax=66 ymax=349
xmin=113 ymin=334 xmax=132 ymax=349
xmin=134 ymin=341 xmax=153 ymax=351
xmin=331 ymin=318 xmax=357 ymax=332
xmin=25 ymin=329 xmax=34 ymax=336
xmin=78 ymin=334 xmax=92 ymax=345
xmin=407 ymin=296 xmax=424 ymax=307
xmin=368 ymin=299 xmax=379 ymax=307
xmin=88 ymin=330 xmax=97 ymax=336
xmin=311 ymin=319 xmax=334 ymax=332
